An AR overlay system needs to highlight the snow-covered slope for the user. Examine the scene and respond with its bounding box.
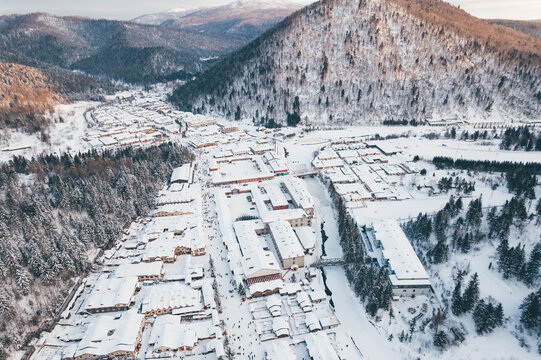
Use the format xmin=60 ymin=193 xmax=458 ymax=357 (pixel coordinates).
xmin=131 ymin=8 xmax=199 ymax=25
xmin=171 ymin=0 xmax=541 ymax=126
xmin=132 ymin=0 xmax=305 ymax=43
xmin=132 ymin=0 xmax=306 ymax=26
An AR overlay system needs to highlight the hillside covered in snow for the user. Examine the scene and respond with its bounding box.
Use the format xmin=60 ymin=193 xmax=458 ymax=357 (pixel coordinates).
xmin=0 ymin=13 xmax=242 ymax=84
xmin=133 ymin=0 xmax=304 ymax=44
xmin=171 ymin=0 xmax=541 ymax=126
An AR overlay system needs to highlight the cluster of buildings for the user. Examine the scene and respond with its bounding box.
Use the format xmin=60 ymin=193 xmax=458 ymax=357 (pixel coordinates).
xmin=317 ymin=142 xmax=432 ymax=298
xmin=199 ymin=130 xmax=357 ymax=356
xmin=315 ymin=140 xmax=420 ymax=208
xmin=84 ymin=98 xmax=184 ymax=152
xmin=31 ymin=166 xmax=224 ymax=360
xmin=216 ymin=174 xmax=316 ymax=298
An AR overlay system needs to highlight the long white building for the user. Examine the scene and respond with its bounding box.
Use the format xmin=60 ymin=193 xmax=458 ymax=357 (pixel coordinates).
xmin=363 ymin=219 xmax=432 ymax=297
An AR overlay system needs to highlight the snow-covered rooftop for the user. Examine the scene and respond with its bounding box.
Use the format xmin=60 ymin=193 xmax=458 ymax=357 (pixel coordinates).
xmin=305 ymin=332 xmax=339 ymax=360
xmin=268 ymin=221 xmax=305 ymax=260
xmin=371 ymin=219 xmax=430 ymax=284
xmin=171 ymin=163 xmax=192 ymax=183
xmin=140 ymin=282 xmax=201 ymax=314
xmin=282 ymin=176 xmax=314 ymax=210
xmin=293 ymin=226 xmax=316 ymax=252
xmin=114 ymin=262 xmax=163 ymax=279
xmin=83 ymin=276 xmax=138 ymax=312
xmin=265 ymin=184 xmax=289 ymax=208
xmin=232 ymin=220 xmax=281 ymax=279
xmin=74 ymin=311 xmax=143 ymax=358
xmin=148 ymin=315 xmax=217 ymax=352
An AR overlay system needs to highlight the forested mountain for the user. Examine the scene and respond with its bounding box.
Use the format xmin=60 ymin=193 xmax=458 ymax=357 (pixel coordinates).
xmin=170 ymin=0 xmax=541 ymax=126
xmin=0 ymin=62 xmax=62 ymax=135
xmin=488 ymin=19 xmax=541 ymax=39
xmin=0 ymin=13 xmax=242 ymax=84
xmin=0 ymin=144 xmax=193 ymax=357
xmin=0 ymin=61 xmax=113 ymax=136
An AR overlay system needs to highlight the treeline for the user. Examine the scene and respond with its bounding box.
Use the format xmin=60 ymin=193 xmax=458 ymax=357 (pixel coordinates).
xmin=0 ymin=143 xmax=193 ymax=352
xmin=432 ymin=156 xmax=541 ymax=175
xmin=432 ymin=157 xmax=540 ymax=198
xmin=500 ymin=127 xmax=541 ymax=151
xmin=437 ymin=176 xmax=475 ymax=194
xmin=327 ymin=181 xmax=392 ymax=316
xmin=382 ymin=119 xmax=421 ymax=126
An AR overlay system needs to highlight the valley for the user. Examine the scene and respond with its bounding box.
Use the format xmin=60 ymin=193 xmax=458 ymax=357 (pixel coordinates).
xmin=3 ymin=88 xmax=535 ymax=360
xmin=0 ymin=0 xmax=540 ymax=359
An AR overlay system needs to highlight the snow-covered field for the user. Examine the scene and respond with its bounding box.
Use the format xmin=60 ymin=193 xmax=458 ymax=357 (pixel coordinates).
xmin=0 ymin=101 xmax=95 ymax=162
xmin=390 ymin=137 xmax=541 ymax=163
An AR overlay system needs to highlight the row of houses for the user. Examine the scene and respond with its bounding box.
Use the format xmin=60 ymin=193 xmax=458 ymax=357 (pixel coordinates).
xmin=32 ymin=164 xmax=223 ymax=360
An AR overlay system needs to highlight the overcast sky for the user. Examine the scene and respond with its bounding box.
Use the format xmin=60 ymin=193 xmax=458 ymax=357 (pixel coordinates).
xmin=1 ymin=0 xmax=540 ymax=21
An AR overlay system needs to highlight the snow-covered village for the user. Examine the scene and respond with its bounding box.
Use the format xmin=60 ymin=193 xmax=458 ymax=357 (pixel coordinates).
xmin=0 ymin=85 xmax=529 ymax=360
xmin=1 ymin=1 xmax=541 ymax=359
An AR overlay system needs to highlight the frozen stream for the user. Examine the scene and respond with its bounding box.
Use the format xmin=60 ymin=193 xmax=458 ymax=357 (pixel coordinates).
xmin=305 ymin=177 xmax=399 ymax=359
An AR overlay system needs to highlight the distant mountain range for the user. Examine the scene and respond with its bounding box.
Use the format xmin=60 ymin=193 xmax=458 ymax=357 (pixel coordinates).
xmin=0 ymin=1 xmax=304 ymax=87
xmin=0 ymin=1 xmax=303 ymax=133
xmin=133 ymin=0 xmax=304 ymax=43
xmin=2 ymin=0 xmax=540 ymax=134
xmin=488 ymin=19 xmax=541 ymax=39
xmin=0 ymin=13 xmax=240 ymax=84
xmin=171 ymin=0 xmax=541 ymax=126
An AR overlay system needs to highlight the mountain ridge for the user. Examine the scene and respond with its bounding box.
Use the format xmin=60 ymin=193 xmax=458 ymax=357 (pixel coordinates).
xmin=0 ymin=13 xmax=240 ymax=84
xmin=487 ymin=19 xmax=541 ymax=39
xmin=132 ymin=0 xmax=304 ymax=44
xmin=131 ymin=0 xmax=305 ymax=25
xmin=170 ymin=0 xmax=541 ymax=126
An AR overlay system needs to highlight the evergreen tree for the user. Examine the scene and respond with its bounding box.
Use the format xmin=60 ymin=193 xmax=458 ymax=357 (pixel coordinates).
xmin=15 ymin=267 xmax=30 ymax=295
xmin=519 ymin=291 xmax=541 ymax=331
xmin=473 ymin=299 xmax=504 ymax=335
xmin=523 ymin=243 xmax=541 ymax=286
xmin=459 ymin=232 xmax=471 ymax=253
xmin=455 ymin=197 xmax=463 ymax=213
xmin=497 ymin=238 xmax=510 ymax=275
xmin=466 ymin=197 xmax=483 ymax=230
xmin=0 ymin=288 xmax=11 ymax=316
xmin=462 ymin=273 xmax=480 ymax=313
xmin=238 ymin=283 xmax=246 ymax=296
xmin=536 ymin=199 xmax=541 ymax=224
xmin=451 ymin=276 xmax=464 ymax=316
xmin=433 ymin=331 xmax=448 ymax=349
xmin=430 ymin=238 xmax=449 ymax=264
